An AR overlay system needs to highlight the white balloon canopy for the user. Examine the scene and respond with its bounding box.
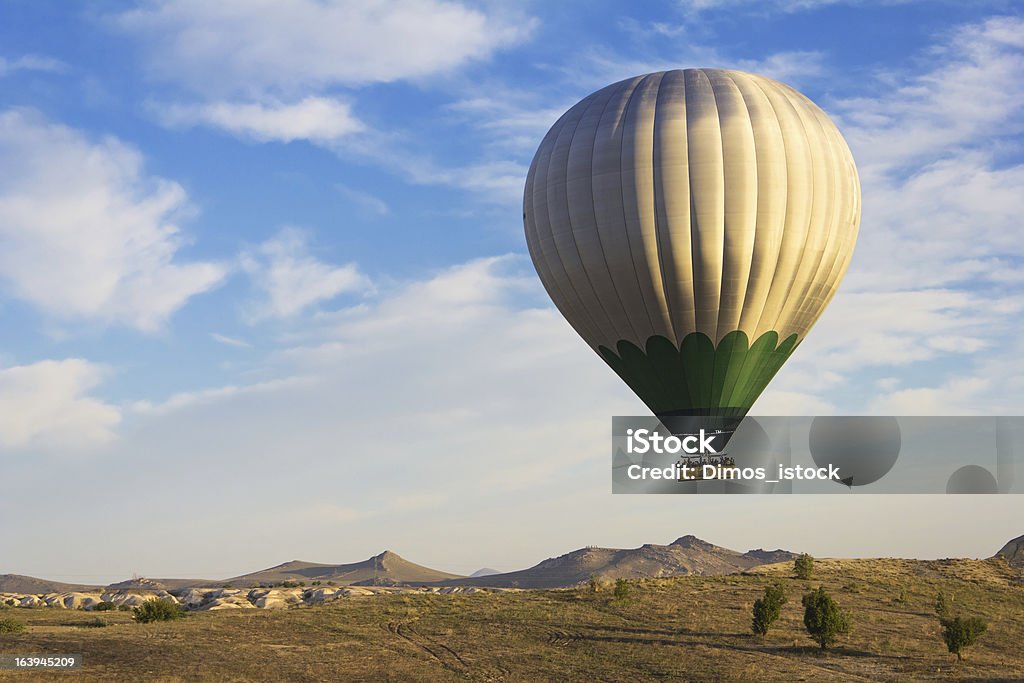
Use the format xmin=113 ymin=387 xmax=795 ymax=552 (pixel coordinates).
xmin=524 ymin=69 xmax=860 ymax=417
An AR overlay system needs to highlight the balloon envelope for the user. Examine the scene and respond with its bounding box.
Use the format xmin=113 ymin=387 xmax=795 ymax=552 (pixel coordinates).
xmin=524 ymin=69 xmax=860 ymax=417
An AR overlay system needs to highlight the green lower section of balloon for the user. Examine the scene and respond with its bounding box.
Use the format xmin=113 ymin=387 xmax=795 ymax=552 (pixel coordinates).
xmin=598 ymin=331 xmax=799 ymax=417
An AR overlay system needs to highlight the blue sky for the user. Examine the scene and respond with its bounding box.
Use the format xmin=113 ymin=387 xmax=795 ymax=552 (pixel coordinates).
xmin=1 ymin=1 xmax=1022 ymax=581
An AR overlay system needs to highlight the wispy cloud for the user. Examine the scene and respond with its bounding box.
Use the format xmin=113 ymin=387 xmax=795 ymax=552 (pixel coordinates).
xmin=130 ymin=376 xmax=312 ymax=416
xmin=0 ymin=109 xmax=226 ymax=331
xmin=836 ymin=16 xmax=1024 ymax=176
xmin=868 ymin=376 xmax=991 ymax=415
xmin=0 ymin=359 xmax=119 ymax=450
xmin=110 ymin=0 xmax=536 ymax=96
xmin=336 ymin=184 xmax=390 ymax=217
xmin=156 ymin=97 xmax=365 ymax=143
xmin=445 ymin=96 xmax=570 ymax=154
xmin=831 ymin=17 xmax=1024 ymax=293
xmin=211 ymin=332 xmax=252 ymax=348
xmin=0 ymin=54 xmax=66 ymax=77
xmin=117 ymin=1 xmax=539 ymax=207
xmin=240 ymin=227 xmax=371 ymax=320
xmin=677 ymin=0 xmax=921 ymax=14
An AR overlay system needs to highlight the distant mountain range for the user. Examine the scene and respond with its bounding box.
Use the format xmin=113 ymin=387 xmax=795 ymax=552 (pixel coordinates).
xmin=433 ymin=536 xmax=798 ymax=589
xmin=3 ymin=533 xmax=1020 ymax=595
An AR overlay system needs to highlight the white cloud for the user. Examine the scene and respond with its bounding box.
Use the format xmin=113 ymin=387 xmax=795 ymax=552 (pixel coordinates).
xmin=415 ymin=160 xmax=528 ymax=205
xmin=0 ymin=109 xmax=226 ymax=331
xmin=241 ymin=227 xmax=371 ymax=320
xmin=761 ymin=286 xmax=1013 ymax=412
xmin=211 ymin=332 xmax=251 ymax=348
xmin=156 ymin=97 xmax=364 ymax=143
xmin=751 ymin=390 xmax=836 ymax=416
xmin=298 ymin=255 xmax=541 ymax=350
xmin=152 ymin=97 xmax=528 ymax=204
xmin=678 ymin=0 xmax=919 ymax=13
xmin=0 ymin=54 xmax=66 ymax=77
xmin=447 ymin=96 xmax=569 ymax=154
xmin=337 ymin=127 xmax=532 ymax=203
xmin=0 ymin=360 xmax=120 ymax=450
xmin=132 ymin=254 xmax=630 ymax=494
xmin=111 ymin=0 xmax=535 ymax=96
xmin=868 ymin=377 xmax=990 ymax=415
xmin=336 ymin=184 xmax=390 ymax=216
xmin=130 ymin=376 xmax=312 ymax=416
xmin=837 ymin=16 xmax=1024 ymax=177
xmin=570 ymin=46 xmax=826 ymax=92
xmin=844 ymin=154 xmax=1024 ymax=292
xmin=114 ymin=2 xmax=536 ymax=206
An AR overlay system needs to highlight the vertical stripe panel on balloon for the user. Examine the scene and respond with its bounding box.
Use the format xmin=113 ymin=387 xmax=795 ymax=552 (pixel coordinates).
xmin=707 ymin=71 xmax=757 ymax=342
xmin=784 ymin=85 xmax=844 ymax=336
xmin=794 ymin=107 xmax=856 ymax=336
xmin=524 ymin=136 xmax=587 ymax=344
xmin=546 ymin=93 xmax=620 ymax=346
xmin=620 ymin=73 xmax=676 ymax=343
xmin=529 ymin=102 xmax=604 ymax=347
xmin=730 ymin=73 xmax=787 ymax=338
xmin=805 ymin=113 xmax=860 ymax=326
xmin=652 ymin=69 xmax=697 ymax=343
xmin=566 ymin=81 xmax=639 ymax=344
xmin=773 ymin=88 xmax=832 ymax=340
xmin=591 ymin=76 xmax=657 ymax=345
xmin=684 ymin=69 xmax=726 ymax=340
xmin=753 ymin=77 xmax=816 ymax=342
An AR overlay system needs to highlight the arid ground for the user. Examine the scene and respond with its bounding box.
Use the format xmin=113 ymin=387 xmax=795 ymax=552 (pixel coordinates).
xmin=1 ymin=558 xmax=1022 ymax=682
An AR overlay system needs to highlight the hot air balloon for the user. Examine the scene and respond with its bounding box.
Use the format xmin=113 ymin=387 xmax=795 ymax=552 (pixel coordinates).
xmin=524 ymin=69 xmax=860 ymax=420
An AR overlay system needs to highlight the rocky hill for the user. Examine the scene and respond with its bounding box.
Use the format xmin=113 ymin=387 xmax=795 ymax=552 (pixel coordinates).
xmin=107 ymin=576 xmax=212 ymax=591
xmin=0 ymin=574 xmax=98 ymax=594
xmin=434 ymin=535 xmax=798 ymax=589
xmin=995 ymin=533 xmax=1024 ymax=569
xmin=219 ymin=551 xmax=463 ymax=587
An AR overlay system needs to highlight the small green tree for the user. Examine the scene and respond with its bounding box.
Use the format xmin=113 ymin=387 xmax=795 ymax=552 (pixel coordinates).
xmin=612 ymin=578 xmax=632 ymax=603
xmin=93 ymin=601 xmax=116 ymax=612
xmin=751 ymin=582 xmax=787 ymax=638
xmin=132 ymin=598 xmax=184 ymax=623
xmin=802 ymin=587 xmax=849 ymax=649
xmin=794 ymin=553 xmax=814 ymax=580
xmin=939 ymin=615 xmax=987 ymax=661
xmin=935 ymin=591 xmax=951 ymax=618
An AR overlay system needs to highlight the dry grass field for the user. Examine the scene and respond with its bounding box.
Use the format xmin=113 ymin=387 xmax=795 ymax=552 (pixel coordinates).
xmin=1 ymin=558 xmax=1022 ymax=682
